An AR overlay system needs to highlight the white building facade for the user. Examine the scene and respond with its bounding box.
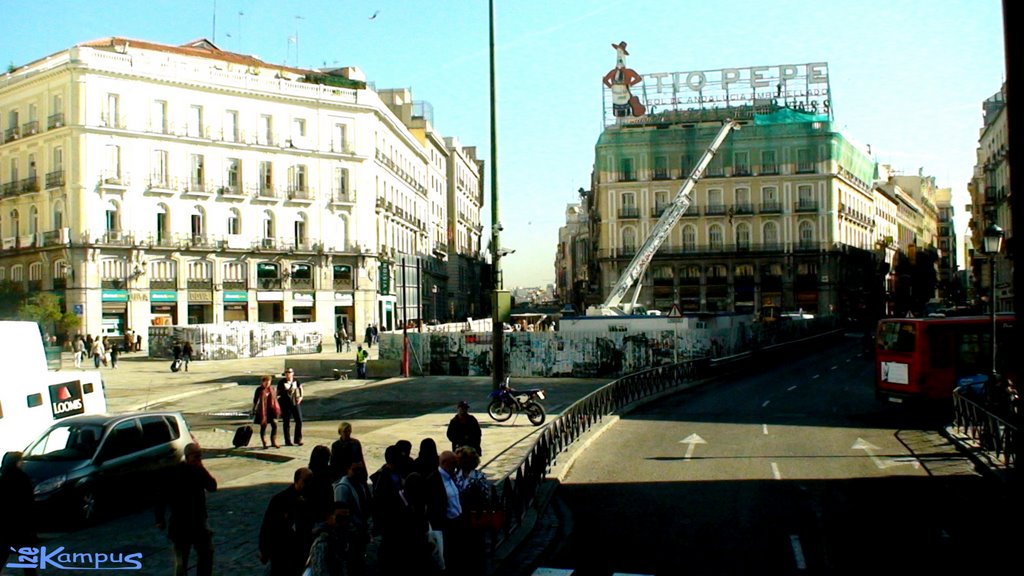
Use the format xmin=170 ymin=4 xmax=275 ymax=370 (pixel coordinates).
xmin=0 ymin=37 xmax=485 ymax=346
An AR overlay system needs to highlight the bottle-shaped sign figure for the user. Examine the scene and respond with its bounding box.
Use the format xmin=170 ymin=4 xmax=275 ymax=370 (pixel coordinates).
xmin=603 ymin=41 xmax=645 ymax=117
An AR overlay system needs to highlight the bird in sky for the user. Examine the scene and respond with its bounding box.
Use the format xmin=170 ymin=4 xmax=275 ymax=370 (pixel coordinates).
xmin=369 ymin=10 xmax=380 ymax=20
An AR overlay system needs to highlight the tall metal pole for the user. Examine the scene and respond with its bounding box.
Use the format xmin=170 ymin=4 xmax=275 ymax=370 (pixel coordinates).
xmin=489 ymin=0 xmax=505 ymax=390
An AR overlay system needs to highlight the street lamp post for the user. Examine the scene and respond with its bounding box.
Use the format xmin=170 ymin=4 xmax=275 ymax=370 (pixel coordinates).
xmin=982 ymin=222 xmax=1004 ymax=380
xmin=431 ymin=284 xmax=438 ymax=324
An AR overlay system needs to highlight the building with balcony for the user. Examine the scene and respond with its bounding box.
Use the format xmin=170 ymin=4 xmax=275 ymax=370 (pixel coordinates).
xmin=967 ymin=84 xmax=1012 ymax=313
xmin=590 ymin=107 xmax=894 ymax=318
xmin=0 ymin=37 xmax=486 ymax=345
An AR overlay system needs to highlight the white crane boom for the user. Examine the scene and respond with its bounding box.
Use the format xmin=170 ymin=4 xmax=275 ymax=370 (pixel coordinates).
xmin=588 ymin=119 xmax=740 ymax=316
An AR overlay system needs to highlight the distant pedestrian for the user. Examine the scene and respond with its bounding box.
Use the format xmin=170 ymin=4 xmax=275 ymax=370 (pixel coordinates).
xmin=0 ymin=451 xmax=38 ymax=576
xmin=371 ymin=324 xmax=379 ymax=345
xmin=173 ymin=341 xmax=183 ymax=362
xmin=340 ymin=326 xmax=351 ymax=352
xmin=329 ymin=422 xmax=364 ymax=483
xmin=155 ymin=443 xmax=217 ymax=576
xmin=307 ymin=445 xmax=336 ymax=522
xmin=259 ymin=468 xmax=314 ymax=576
xmin=253 ymin=375 xmax=281 ymax=449
xmin=90 ymin=337 xmax=105 ymax=369
xmin=109 ymin=342 xmax=120 ymax=369
xmin=305 ymin=503 xmax=349 ymax=576
xmin=446 ymin=401 xmax=482 ymax=456
xmin=364 ymin=325 xmax=372 ymax=347
xmin=334 ymin=330 xmax=342 ymax=353
xmin=355 ymin=346 xmax=369 ymax=379
xmin=277 ymin=368 xmax=303 ymax=446
xmin=182 ymin=341 xmax=194 ymax=372
xmin=73 ymin=335 xmax=85 ymax=368
xmin=136 ymin=334 xmax=143 ymax=352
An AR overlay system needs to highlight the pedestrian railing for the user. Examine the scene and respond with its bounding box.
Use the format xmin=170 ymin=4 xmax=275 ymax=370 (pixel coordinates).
xmin=951 ymin=389 xmax=1018 ymax=470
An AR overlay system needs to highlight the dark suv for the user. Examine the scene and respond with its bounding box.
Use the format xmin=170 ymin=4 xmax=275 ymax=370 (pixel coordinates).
xmin=20 ymin=411 xmax=193 ymax=524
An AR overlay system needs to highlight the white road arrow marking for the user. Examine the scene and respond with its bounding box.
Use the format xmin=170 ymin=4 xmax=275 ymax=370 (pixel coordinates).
xmin=679 ymin=433 xmax=707 ymax=460
xmin=851 ymin=438 xmax=921 ymax=469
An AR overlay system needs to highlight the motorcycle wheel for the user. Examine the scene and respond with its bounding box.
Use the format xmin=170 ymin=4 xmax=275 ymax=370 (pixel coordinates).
xmin=488 ymin=399 xmax=514 ymax=422
xmin=525 ymin=402 xmax=546 ymax=426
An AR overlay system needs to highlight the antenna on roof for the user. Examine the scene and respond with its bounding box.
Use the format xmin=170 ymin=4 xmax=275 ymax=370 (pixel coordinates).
xmin=212 ymin=0 xmax=217 ymax=44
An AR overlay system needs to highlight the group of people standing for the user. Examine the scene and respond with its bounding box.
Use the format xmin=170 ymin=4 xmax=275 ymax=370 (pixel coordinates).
xmin=71 ymin=334 xmax=127 ymax=369
xmin=251 ymin=402 xmax=490 ymax=576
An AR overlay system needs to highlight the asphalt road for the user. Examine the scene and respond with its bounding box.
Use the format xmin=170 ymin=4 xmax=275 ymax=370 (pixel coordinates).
xmin=544 ymin=337 xmax=1021 ymax=575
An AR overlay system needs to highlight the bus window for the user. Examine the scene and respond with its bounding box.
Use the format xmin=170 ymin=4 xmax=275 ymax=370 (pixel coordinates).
xmin=956 ymin=332 xmax=989 ymax=377
xmin=878 ymin=322 xmax=916 ymax=352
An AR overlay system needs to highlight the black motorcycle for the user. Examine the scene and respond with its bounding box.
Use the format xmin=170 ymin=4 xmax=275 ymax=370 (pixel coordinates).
xmin=487 ymin=376 xmax=547 ymax=426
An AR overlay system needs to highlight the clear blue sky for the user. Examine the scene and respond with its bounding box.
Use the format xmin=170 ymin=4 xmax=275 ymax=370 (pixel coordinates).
xmin=2 ymin=1 xmax=1006 ymax=287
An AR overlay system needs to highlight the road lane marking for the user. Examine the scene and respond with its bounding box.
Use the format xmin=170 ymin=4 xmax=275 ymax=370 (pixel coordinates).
xmin=762 ymin=400 xmax=771 ymax=407
xmin=679 ymin=433 xmax=707 ymax=460
xmin=787 ymin=385 xmax=797 ymax=391
xmin=812 ymin=374 xmax=820 ymax=379
xmin=830 ymin=365 xmax=838 ymax=370
xmin=790 ymin=535 xmax=807 ymax=569
xmin=851 ymin=438 xmax=921 ymax=469
xmin=771 ymin=462 xmax=782 ymax=480
xmin=763 ymin=424 xmax=769 ymax=435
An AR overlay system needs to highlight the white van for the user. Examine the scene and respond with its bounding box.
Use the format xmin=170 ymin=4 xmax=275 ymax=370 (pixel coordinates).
xmin=0 ymin=321 xmax=107 ymax=455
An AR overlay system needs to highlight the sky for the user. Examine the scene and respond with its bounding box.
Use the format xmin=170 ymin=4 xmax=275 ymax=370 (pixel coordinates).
xmin=1 ymin=0 xmax=1007 ymax=288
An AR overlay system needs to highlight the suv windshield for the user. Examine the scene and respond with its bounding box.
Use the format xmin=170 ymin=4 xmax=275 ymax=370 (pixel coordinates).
xmin=25 ymin=423 xmax=104 ymax=461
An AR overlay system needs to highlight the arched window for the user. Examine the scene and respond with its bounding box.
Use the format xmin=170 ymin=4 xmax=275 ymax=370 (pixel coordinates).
xmin=621 ymin=227 xmax=637 ymax=252
xmin=735 ymin=222 xmax=751 ymax=250
xmin=223 ymin=261 xmax=247 ymax=283
xmin=11 ymin=264 xmax=25 ymax=282
xmin=708 ymin=223 xmax=724 ymax=250
xmin=799 ymin=221 xmax=815 ymax=248
xmin=9 ymin=209 xmax=20 ymax=238
xmin=227 ymin=208 xmax=241 ymax=236
xmin=28 ymin=262 xmax=42 ymax=281
xmin=681 ymin=225 xmax=697 ymax=251
xmin=763 ymin=221 xmax=779 ymax=247
xmin=294 ymin=212 xmax=308 ymax=246
xmin=149 ymin=259 xmax=177 ymax=281
xmin=28 ymin=206 xmax=38 ymax=235
xmin=190 ymin=205 xmax=206 ymax=238
xmin=156 ymin=204 xmax=170 ymax=244
xmin=188 ymin=260 xmax=212 ymax=280
xmin=52 ymin=200 xmax=65 ymax=229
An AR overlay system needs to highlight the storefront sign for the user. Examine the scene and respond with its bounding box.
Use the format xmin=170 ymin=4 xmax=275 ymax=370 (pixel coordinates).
xmin=224 ymin=291 xmax=248 ymax=302
xmin=257 ymin=291 xmax=284 ymax=302
xmin=334 ymin=292 xmax=354 ymax=306
xmin=189 ymin=290 xmax=213 ymax=303
xmin=293 ymin=292 xmax=315 ymax=302
xmin=151 ymin=290 xmax=177 ymax=302
xmin=102 ymin=290 xmax=128 ymax=302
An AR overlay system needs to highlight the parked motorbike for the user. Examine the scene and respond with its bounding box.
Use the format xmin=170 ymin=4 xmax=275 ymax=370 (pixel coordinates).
xmin=487 ymin=376 xmax=547 ymax=426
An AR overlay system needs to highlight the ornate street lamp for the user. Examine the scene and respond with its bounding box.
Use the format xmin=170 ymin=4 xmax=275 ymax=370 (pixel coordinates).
xmin=982 ymin=222 xmax=1004 ymax=379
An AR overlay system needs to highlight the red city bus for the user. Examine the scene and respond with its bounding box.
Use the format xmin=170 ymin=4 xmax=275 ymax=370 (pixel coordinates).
xmin=875 ymin=314 xmax=1017 ymax=404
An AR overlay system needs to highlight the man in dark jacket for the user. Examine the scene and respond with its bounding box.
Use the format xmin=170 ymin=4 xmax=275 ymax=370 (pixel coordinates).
xmin=446 ymin=401 xmax=482 ymax=456
xmin=276 ymin=368 xmax=303 ymax=446
xmin=259 ymin=467 xmax=314 ymax=576
xmin=155 ymin=443 xmax=217 ymax=576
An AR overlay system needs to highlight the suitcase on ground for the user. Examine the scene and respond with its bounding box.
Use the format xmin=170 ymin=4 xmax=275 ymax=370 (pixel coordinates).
xmin=170 ymin=358 xmax=182 ymax=372
xmin=232 ymin=425 xmax=253 ymax=448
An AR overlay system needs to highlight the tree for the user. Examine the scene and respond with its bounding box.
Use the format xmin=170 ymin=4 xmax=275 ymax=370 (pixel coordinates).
xmin=0 ymin=279 xmax=25 ymax=319
xmin=17 ymin=292 xmax=80 ymax=339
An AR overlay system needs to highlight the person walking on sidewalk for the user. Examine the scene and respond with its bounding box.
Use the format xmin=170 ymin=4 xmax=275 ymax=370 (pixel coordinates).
xmin=73 ymin=335 xmax=85 ymax=368
xmin=329 ymin=422 xmax=364 ymax=483
xmin=277 ymin=368 xmax=304 ymax=446
xmin=446 ymin=401 xmax=482 ymax=456
xmin=155 ymin=443 xmax=217 ymax=576
xmin=182 ymin=341 xmax=194 ymax=372
xmin=90 ymin=336 xmax=105 ymax=369
xmin=341 ymin=325 xmax=351 ymax=353
xmin=253 ymin=375 xmax=281 ymax=449
xmin=259 ymin=467 xmax=314 ymax=576
xmin=334 ymin=330 xmax=342 ymax=353
xmin=355 ymin=346 xmax=369 ymax=379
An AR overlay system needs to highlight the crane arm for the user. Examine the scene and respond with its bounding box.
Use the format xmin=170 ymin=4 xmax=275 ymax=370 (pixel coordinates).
xmin=601 ymin=119 xmax=740 ymax=312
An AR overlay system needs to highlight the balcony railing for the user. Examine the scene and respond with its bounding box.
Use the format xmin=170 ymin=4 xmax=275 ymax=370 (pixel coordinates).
xmin=330 ymin=189 xmax=355 ymax=204
xmin=47 ymin=113 xmax=65 ymax=130
xmin=760 ymin=164 xmax=779 ymax=175
xmin=618 ymin=206 xmax=640 ymax=219
xmin=45 ymin=170 xmax=65 ymax=189
xmin=1 ymin=181 xmax=18 ymax=197
xmin=760 ymin=201 xmax=782 ymax=213
xmin=704 ymin=204 xmax=727 ymax=215
xmin=333 ymin=279 xmax=354 ymax=290
xmin=258 ymin=278 xmax=283 ymax=290
xmin=652 ymin=205 xmax=668 ymax=218
xmin=796 ymin=162 xmax=816 ymax=173
xmin=18 ymin=176 xmax=39 ymax=194
xmin=21 ymin=120 xmax=39 ymax=137
xmin=290 ymin=278 xmax=313 ymax=290
xmin=733 ymin=202 xmax=754 ymax=214
xmin=287 ymin=186 xmax=315 ymax=201
xmin=795 ymin=199 xmax=819 ymax=212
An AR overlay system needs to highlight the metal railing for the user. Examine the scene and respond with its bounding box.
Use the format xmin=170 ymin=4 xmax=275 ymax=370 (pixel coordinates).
xmin=951 ymin=389 xmax=1018 ymax=470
